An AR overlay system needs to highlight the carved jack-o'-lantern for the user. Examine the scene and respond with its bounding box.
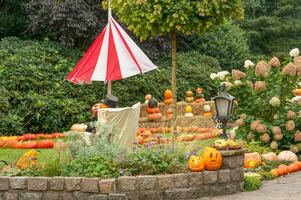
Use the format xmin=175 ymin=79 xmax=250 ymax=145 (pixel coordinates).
xmin=188 ymin=156 xmax=205 ymax=172
xmin=202 ymin=147 xmax=222 ymax=171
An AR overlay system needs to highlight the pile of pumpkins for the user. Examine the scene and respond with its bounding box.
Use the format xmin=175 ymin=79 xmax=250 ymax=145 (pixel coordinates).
xmin=270 ymin=162 xmax=301 ymax=177
xmin=188 ymin=147 xmax=223 ymax=172
xmin=0 ymin=133 xmax=65 ymax=149
xmin=145 ymin=97 xmax=162 ymax=121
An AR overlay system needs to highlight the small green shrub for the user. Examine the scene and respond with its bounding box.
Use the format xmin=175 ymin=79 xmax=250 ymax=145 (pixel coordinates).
xmin=244 ymin=176 xmax=263 ymax=191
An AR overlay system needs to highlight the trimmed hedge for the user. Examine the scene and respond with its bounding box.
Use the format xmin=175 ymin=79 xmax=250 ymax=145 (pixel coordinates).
xmin=0 ymin=37 xmax=221 ymax=134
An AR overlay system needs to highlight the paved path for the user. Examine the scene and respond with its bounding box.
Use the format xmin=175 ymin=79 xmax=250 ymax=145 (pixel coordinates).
xmin=197 ymin=172 xmax=301 ymax=200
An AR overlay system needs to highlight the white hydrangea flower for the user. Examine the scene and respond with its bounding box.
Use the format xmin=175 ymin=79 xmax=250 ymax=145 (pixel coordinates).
xmin=269 ymin=97 xmax=281 ymax=107
xmin=210 ymin=73 xmax=218 ymax=80
xmin=244 ymin=60 xmax=255 ymax=69
xmin=291 ymin=96 xmax=301 ymax=103
xmin=234 ymin=80 xmax=243 ymax=86
xmin=217 ymin=71 xmax=229 ymax=80
xmin=220 ymin=81 xmax=233 ymax=89
xmin=290 ymin=48 xmax=300 ymax=57
xmin=298 ymin=82 xmax=301 ymax=87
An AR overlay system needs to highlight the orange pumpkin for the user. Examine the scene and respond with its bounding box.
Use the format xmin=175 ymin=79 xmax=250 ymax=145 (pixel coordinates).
xmin=136 ymin=136 xmax=144 ymax=145
xmin=145 ymin=94 xmax=152 ymax=100
xmin=270 ymin=169 xmax=279 ymax=177
xmin=294 ymin=161 xmax=301 ymax=170
xmin=147 ymin=107 xmax=160 ymax=114
xmin=164 ymin=89 xmax=173 ymax=99
xmin=202 ymin=147 xmax=222 ymax=171
xmin=188 ymin=156 xmax=205 ymax=172
xmin=288 ymin=163 xmax=299 ymax=173
xmin=36 ymin=140 xmax=54 ymax=149
xmin=203 ymin=112 xmax=213 ymax=117
xmin=164 ymin=98 xmax=173 ymax=105
xmin=278 ymin=164 xmax=289 ymax=175
xmin=186 ymin=90 xmax=194 ymax=97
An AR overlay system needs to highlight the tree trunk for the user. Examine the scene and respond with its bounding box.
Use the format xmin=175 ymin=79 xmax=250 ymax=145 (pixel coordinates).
xmin=171 ymin=32 xmax=177 ymax=135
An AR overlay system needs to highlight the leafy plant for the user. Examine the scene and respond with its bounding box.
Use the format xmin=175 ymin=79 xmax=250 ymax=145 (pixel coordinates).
xmin=244 ymin=176 xmax=263 ymax=191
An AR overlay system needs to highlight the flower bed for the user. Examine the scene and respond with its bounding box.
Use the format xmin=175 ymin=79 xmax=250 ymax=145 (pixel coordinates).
xmin=0 ymin=149 xmax=244 ymax=200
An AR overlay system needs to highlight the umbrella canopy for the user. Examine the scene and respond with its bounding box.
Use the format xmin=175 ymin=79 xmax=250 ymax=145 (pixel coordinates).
xmin=66 ymin=17 xmax=157 ymax=85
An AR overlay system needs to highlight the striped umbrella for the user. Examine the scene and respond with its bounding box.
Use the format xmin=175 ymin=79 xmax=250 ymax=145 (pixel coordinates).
xmin=66 ymin=14 xmax=157 ymax=94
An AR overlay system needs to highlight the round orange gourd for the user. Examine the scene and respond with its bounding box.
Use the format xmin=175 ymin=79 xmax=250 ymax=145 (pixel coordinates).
xmin=294 ymin=161 xmax=301 ymax=170
xmin=270 ymin=169 xmax=279 ymax=177
xmin=288 ymin=163 xmax=299 ymax=173
xmin=136 ymin=136 xmax=144 ymax=145
xmin=164 ymin=98 xmax=173 ymax=105
xmin=164 ymin=89 xmax=173 ymax=99
xmin=36 ymin=140 xmax=54 ymax=149
xmin=188 ymin=156 xmax=205 ymax=172
xmin=278 ymin=164 xmax=289 ymax=175
xmin=202 ymin=147 xmax=222 ymax=171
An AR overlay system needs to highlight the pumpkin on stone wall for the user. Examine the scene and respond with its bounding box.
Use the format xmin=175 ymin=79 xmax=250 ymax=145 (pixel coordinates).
xmin=188 ymin=156 xmax=205 ymax=172
xmin=202 ymin=147 xmax=222 ymax=171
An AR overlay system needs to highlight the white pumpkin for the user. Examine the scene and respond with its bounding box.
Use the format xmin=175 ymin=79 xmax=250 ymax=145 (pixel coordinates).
xmin=277 ymin=150 xmax=298 ymax=162
xmin=184 ymin=112 xmax=193 ymax=117
xmin=262 ymin=152 xmax=278 ymax=162
xmin=203 ymin=105 xmax=211 ymax=112
xmin=70 ymin=123 xmax=87 ymax=132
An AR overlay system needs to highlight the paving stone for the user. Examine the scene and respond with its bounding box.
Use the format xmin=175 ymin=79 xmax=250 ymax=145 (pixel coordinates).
xmin=4 ymin=192 xmax=18 ymax=200
xmin=189 ymin=172 xmax=203 ymax=186
xmin=81 ymin=178 xmax=99 ymax=193
xmin=203 ymin=171 xmax=218 ymax=184
xmin=117 ymin=177 xmax=136 ymax=192
xmin=99 ymin=179 xmax=116 ymax=194
xmin=10 ymin=177 xmax=26 ymax=189
xmin=65 ymin=177 xmax=81 ymax=191
xmin=0 ymin=177 xmax=9 ymax=191
xmin=42 ymin=192 xmax=59 ymax=200
xmin=172 ymin=173 xmax=189 ymax=188
xmin=48 ymin=177 xmax=64 ymax=191
xmin=19 ymin=192 xmax=42 ymax=200
xmin=157 ymin=175 xmax=173 ymax=190
xmin=108 ymin=193 xmax=128 ymax=200
xmin=218 ymin=169 xmax=231 ymax=183
xmin=137 ymin=176 xmax=157 ymax=190
xmin=27 ymin=178 xmax=47 ymax=191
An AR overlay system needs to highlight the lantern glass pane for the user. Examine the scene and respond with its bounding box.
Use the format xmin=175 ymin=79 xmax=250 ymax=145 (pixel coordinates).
xmin=216 ymin=98 xmax=229 ymax=117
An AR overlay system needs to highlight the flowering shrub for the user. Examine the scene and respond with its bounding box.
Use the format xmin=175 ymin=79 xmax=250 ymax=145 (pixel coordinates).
xmin=211 ymin=48 xmax=301 ymax=152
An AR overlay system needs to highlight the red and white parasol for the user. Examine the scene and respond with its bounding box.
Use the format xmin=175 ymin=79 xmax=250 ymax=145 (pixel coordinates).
xmin=66 ymin=5 xmax=157 ymax=94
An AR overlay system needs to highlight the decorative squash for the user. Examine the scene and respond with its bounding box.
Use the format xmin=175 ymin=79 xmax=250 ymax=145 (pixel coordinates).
xmin=186 ymin=90 xmax=194 ymax=97
xmin=188 ymin=156 xmax=205 ymax=172
xmin=185 ymin=97 xmax=194 ymax=103
xmin=277 ymin=164 xmax=289 ymax=175
xmin=148 ymin=113 xmax=162 ymax=121
xmin=203 ymin=112 xmax=212 ymax=117
xmin=23 ymin=134 xmax=36 ymax=140
xmin=16 ymin=150 xmax=38 ymax=170
xmin=202 ymin=147 xmax=222 ymax=171
xmin=262 ymin=152 xmax=278 ymax=162
xmin=146 ymin=107 xmax=160 ymax=114
xmin=145 ymin=94 xmax=152 ymax=100
xmin=278 ymin=151 xmax=298 ymax=162
xmin=203 ymin=105 xmax=211 ymax=112
xmin=185 ymin=106 xmax=192 ymax=113
xmin=70 ymin=123 xmax=87 ymax=132
xmin=185 ymin=113 xmax=193 ymax=117
xmin=270 ymin=169 xmax=279 ymax=177
xmin=136 ymin=136 xmax=144 ymax=145
xmin=36 ymin=140 xmax=54 ymax=149
xmin=148 ymin=98 xmax=158 ymax=108
xmin=294 ymin=161 xmax=301 ymax=170
xmin=288 ymin=163 xmax=299 ymax=173
xmin=196 ymin=88 xmax=203 ymax=93
xmin=164 ymin=98 xmax=173 ymax=105
xmin=244 ymin=152 xmax=262 ymax=168
xmin=164 ymin=89 xmax=173 ymax=99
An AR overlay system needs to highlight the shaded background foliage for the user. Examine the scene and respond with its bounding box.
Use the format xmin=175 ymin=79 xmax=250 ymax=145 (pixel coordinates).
xmin=0 ymin=0 xmax=300 ymax=134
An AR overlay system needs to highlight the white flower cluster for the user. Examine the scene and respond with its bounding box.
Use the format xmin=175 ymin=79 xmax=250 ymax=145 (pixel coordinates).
xmin=244 ymin=60 xmax=254 ymax=69
xmin=290 ymin=48 xmax=300 ymax=57
xmin=269 ymin=97 xmax=281 ymax=107
xmin=210 ymin=71 xmax=229 ymax=81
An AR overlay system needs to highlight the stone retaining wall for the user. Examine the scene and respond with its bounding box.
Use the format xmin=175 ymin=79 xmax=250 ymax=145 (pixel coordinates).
xmin=0 ymin=150 xmax=244 ymax=200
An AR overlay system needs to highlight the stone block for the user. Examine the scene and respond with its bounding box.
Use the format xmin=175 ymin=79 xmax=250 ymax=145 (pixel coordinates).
xmin=108 ymin=193 xmax=128 ymax=200
xmin=137 ymin=176 xmax=157 ymax=190
xmin=157 ymin=175 xmax=173 ymax=190
xmin=88 ymin=195 xmax=108 ymax=200
xmin=239 ymin=181 xmax=244 ymax=192
xmin=164 ymin=188 xmax=192 ymax=200
xmin=59 ymin=192 xmax=73 ymax=200
xmin=139 ymin=190 xmax=164 ymax=200
xmin=27 ymin=178 xmax=47 ymax=191
xmin=81 ymin=178 xmax=99 ymax=193
xmin=19 ymin=192 xmax=42 ymax=200
xmin=99 ymin=179 xmax=116 ymax=194
xmin=73 ymin=191 xmax=88 ymax=200
xmin=65 ymin=177 xmax=81 ymax=191
xmin=203 ymin=171 xmax=217 ymax=184
xmin=0 ymin=177 xmax=9 ymax=191
xmin=4 ymin=192 xmax=18 ymax=200
xmin=237 ymin=155 xmax=244 ymax=167
xmin=48 ymin=177 xmax=64 ymax=191
xmin=218 ymin=169 xmax=231 ymax=183
xmin=172 ymin=173 xmax=189 ymax=188
xmin=231 ymin=168 xmax=244 ymax=182
xmin=10 ymin=177 xmax=26 ymax=189
xmin=189 ymin=185 xmax=210 ymax=199
xmin=42 ymin=192 xmax=59 ymax=200
xmin=210 ymin=184 xmax=225 ymax=196
xmin=189 ymin=172 xmax=203 ymax=187
xmin=117 ymin=177 xmax=136 ymax=192
xmin=222 ymin=157 xmax=237 ymax=169
xmin=225 ymin=183 xmax=238 ymax=194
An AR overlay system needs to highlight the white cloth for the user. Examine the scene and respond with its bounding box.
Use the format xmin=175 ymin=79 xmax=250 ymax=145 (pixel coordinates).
xmin=97 ymin=103 xmax=140 ymax=148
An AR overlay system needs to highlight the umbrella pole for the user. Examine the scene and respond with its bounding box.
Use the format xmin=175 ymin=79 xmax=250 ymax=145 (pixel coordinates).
xmin=107 ymin=80 xmax=112 ymax=95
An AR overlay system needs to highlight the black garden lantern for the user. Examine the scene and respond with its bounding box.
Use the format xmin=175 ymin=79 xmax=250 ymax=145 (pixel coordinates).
xmin=211 ymin=84 xmax=235 ymax=139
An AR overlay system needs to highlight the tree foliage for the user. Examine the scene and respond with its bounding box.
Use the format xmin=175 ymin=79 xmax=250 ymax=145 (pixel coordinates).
xmin=178 ymin=23 xmax=250 ymax=70
xmin=240 ymin=0 xmax=301 ymax=56
xmin=105 ymin=0 xmax=244 ymax=40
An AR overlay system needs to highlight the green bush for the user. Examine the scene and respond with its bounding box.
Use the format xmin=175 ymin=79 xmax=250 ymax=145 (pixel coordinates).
xmin=244 ymin=176 xmax=262 ymax=191
xmin=178 ymin=23 xmax=250 ymax=71
xmin=0 ymin=37 xmax=221 ymax=134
